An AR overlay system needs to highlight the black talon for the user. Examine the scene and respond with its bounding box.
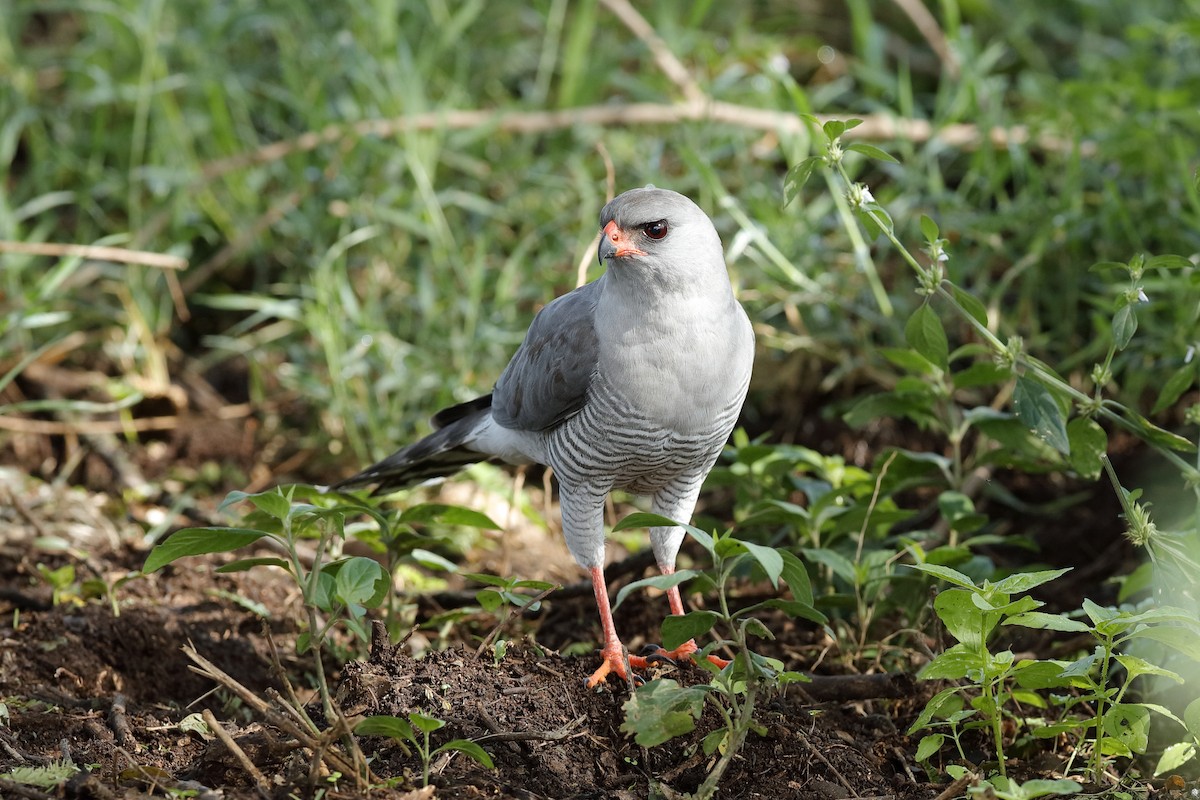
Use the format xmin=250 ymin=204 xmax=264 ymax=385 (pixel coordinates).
xmin=639 ymin=643 xmax=665 ymax=656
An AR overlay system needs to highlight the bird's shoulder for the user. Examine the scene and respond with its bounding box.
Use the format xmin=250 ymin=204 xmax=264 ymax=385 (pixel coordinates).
xmin=491 ymin=280 xmax=602 ymax=433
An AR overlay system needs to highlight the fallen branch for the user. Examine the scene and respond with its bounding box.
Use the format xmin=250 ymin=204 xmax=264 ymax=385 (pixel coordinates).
xmin=203 ymin=101 xmax=1092 ymax=182
xmin=0 ymin=240 xmax=186 ymax=270
xmin=201 ymin=709 xmax=271 ymax=800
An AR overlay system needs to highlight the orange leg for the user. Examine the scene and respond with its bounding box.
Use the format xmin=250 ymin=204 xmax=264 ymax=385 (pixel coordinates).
xmin=656 ymin=565 xmax=731 ymax=669
xmin=585 ymin=566 xmax=652 ymax=687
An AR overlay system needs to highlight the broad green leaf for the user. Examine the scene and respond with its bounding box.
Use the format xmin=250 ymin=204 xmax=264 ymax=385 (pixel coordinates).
xmin=915 ymin=733 xmax=944 ymax=762
xmin=1066 ymin=417 xmax=1107 ymax=479
xmin=1013 ymin=376 xmax=1070 ymax=455
xmin=620 ymin=679 xmax=710 ymax=746
xmin=822 ymin=119 xmax=846 ymax=141
xmin=400 ymin=504 xmax=500 ymax=530
xmin=934 ymin=589 xmax=990 ymax=647
xmin=1153 ymin=364 xmax=1195 ymax=414
xmin=433 ymin=739 xmax=494 ymax=769
xmin=1112 ymin=304 xmax=1137 ymax=350
xmin=144 ymin=528 xmax=272 ymax=573
xmin=1127 ymin=410 xmax=1196 ymax=452
xmin=905 ymin=304 xmax=948 ymax=370
xmin=907 ymin=687 xmax=964 ymax=733
xmin=248 ymin=490 xmax=292 ymax=521
xmin=476 ymin=590 xmax=503 ymax=612
xmin=846 ymin=142 xmax=899 ymax=163
xmin=918 ymin=644 xmax=982 ymax=680
xmin=335 ymin=557 xmax=384 ymax=606
xmin=356 ymin=714 xmax=415 ymax=744
xmin=1129 ymin=625 xmax=1200 ymax=661
xmin=1154 ymin=742 xmax=1197 ymax=776
xmin=661 ymin=611 xmax=719 ymax=651
xmin=1103 ymin=703 xmax=1150 ymax=753
xmin=613 ymin=569 xmax=702 ymax=610
xmin=802 ymin=547 xmax=856 ymax=585
xmin=1012 ymin=659 xmax=1076 ymax=689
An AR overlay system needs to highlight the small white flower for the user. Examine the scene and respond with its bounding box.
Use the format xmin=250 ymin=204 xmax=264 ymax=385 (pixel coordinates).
xmin=1137 ymin=288 xmax=1149 ymax=303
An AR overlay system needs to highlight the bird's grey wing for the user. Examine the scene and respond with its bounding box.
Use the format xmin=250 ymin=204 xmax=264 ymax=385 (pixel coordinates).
xmin=491 ymin=280 xmax=600 ymax=432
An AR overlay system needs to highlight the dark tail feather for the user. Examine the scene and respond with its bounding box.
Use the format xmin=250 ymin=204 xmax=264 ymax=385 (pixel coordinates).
xmin=331 ymin=400 xmax=492 ymax=495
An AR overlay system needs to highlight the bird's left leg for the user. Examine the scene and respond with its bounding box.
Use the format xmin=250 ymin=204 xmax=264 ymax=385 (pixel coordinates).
xmin=648 ymin=476 xmax=731 ymax=668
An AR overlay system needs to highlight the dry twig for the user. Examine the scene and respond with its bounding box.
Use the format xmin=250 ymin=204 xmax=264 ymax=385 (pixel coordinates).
xmin=0 ymin=240 xmax=186 ymax=270
xmin=201 ymin=709 xmax=271 ymax=800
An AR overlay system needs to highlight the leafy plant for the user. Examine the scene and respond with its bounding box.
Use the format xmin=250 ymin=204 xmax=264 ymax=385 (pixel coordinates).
xmin=613 ymin=513 xmax=822 ymax=800
xmin=908 ymin=563 xmax=1071 ymax=776
xmin=355 ymin=712 xmax=494 ymax=788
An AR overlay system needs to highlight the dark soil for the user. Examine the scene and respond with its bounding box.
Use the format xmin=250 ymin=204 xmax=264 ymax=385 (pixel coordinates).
xmin=0 ymin=475 xmax=943 ymax=800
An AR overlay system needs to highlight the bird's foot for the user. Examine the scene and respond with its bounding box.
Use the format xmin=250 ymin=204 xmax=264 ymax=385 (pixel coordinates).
xmin=586 ymin=644 xmax=677 ymax=688
xmin=642 ymin=640 xmax=731 ymax=670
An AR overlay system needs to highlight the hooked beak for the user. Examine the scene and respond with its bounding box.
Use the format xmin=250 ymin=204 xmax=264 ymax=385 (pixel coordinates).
xmin=598 ymin=219 xmax=647 ymax=264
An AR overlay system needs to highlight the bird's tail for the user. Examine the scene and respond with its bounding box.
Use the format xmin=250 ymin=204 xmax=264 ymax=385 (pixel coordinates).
xmin=329 ymin=395 xmax=493 ymax=495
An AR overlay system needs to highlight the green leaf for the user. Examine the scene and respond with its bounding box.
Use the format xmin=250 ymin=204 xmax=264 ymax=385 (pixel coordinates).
xmin=907 ymin=562 xmax=977 ymax=589
xmin=433 ymin=739 xmax=494 ymax=769
xmin=476 ymin=589 xmax=503 ymax=613
xmin=1154 ymin=742 xmax=1197 ymax=776
xmin=1153 ymin=364 xmax=1195 ymax=414
xmin=1128 ymin=625 xmax=1200 ymax=661
xmin=951 ymin=286 xmax=989 ymax=329
xmin=612 ymin=513 xmax=715 ymax=558
xmin=1013 ymin=375 xmax=1070 ymax=455
xmin=334 ymin=557 xmax=384 ymax=606
xmin=846 ymin=142 xmax=898 ymax=163
xmin=1005 ymin=612 xmax=1090 ymax=633
xmin=1103 ymin=704 xmax=1150 ymax=753
xmin=752 ymin=598 xmax=827 ymax=625
xmin=991 ymin=568 xmax=1072 ymax=595
xmin=613 ymin=569 xmax=702 ymax=610
xmin=1185 ymin=696 xmax=1200 ymax=739
xmin=409 ymin=712 xmax=446 ymax=734
xmin=918 ymin=644 xmax=982 ymax=680
xmin=1112 ymin=304 xmax=1137 ymax=350
xmin=919 ymin=215 xmax=939 ymax=242
xmin=248 ymin=489 xmax=292 ymax=521
xmin=215 ymin=557 xmax=291 ymax=574
xmin=779 ymin=549 xmax=814 ymax=606
xmin=1066 ymin=417 xmax=1107 ymax=479
xmin=905 ymin=303 xmax=949 ymax=370
xmin=1115 ymin=654 xmax=1183 ymax=683
xmin=934 ymin=589 xmax=990 ymax=647
xmin=399 ymin=504 xmax=500 ymax=529
xmin=661 ymin=611 xmax=719 ymax=651
xmin=739 ymin=539 xmax=783 ymax=587
xmin=410 ymin=548 xmax=459 ymax=572
xmin=620 ymin=679 xmax=711 ymax=746
xmin=701 ymin=727 xmax=729 ymax=757
xmin=144 ymin=528 xmax=272 ymax=573
xmin=915 ymin=733 xmax=944 ymax=762
xmin=822 ymin=119 xmax=847 ymax=141
xmin=784 ymin=156 xmax=823 ymax=206
xmin=1146 ymin=254 xmax=1194 ymax=269
xmin=356 ymin=714 xmax=416 ymax=744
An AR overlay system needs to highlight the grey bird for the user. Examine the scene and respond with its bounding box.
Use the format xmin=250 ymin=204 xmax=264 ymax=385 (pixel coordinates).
xmin=332 ymin=187 xmax=755 ymax=686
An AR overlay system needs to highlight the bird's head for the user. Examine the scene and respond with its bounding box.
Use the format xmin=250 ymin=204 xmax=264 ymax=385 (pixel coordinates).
xmin=597 ymin=188 xmax=724 ymax=289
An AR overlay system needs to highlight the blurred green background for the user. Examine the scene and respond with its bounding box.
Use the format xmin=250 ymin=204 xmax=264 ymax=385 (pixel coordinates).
xmin=2 ymin=0 xmax=1198 ymax=485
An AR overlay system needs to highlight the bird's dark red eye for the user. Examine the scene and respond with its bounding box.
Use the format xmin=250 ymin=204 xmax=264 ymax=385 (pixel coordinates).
xmin=641 ymin=220 xmax=668 ymax=240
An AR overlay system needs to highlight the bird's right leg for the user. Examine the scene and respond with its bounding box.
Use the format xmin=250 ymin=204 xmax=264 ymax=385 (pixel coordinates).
xmin=559 ymin=485 xmax=647 ymax=687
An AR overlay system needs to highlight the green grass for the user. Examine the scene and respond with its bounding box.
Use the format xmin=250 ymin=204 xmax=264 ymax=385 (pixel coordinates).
xmin=1 ymin=0 xmax=1197 ymax=471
